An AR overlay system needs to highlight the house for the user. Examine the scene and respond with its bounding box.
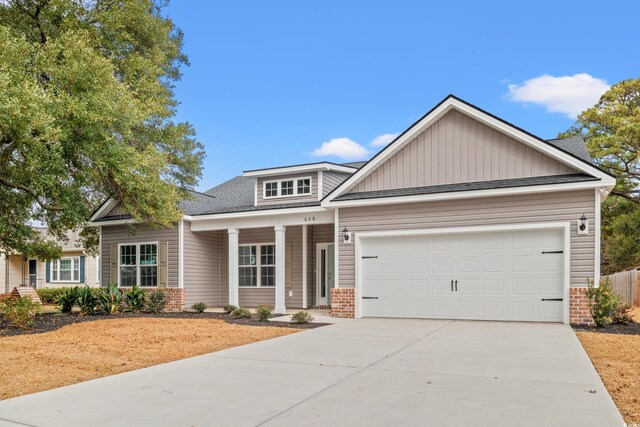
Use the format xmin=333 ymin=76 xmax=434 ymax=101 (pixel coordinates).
xmin=89 ymin=95 xmax=616 ymax=324
xmin=0 ymin=228 xmax=100 ymax=293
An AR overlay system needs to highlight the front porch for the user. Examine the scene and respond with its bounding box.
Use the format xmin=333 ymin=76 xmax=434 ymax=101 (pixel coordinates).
xmin=183 ymin=218 xmax=338 ymax=313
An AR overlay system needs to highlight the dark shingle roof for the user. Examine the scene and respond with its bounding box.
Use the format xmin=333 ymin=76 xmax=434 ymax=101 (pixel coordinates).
xmin=333 ymin=174 xmax=599 ymax=202
xmin=546 ymin=136 xmax=592 ymax=163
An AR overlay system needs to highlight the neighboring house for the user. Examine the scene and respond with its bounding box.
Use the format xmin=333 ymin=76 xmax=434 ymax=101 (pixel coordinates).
xmin=0 ymin=228 xmax=100 ymax=293
xmin=89 ymin=95 xmax=616 ymax=324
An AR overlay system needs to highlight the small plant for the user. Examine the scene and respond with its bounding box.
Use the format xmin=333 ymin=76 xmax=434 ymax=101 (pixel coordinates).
xmin=98 ymin=283 xmax=122 ymax=315
xmin=256 ymin=304 xmax=273 ymax=321
xmin=57 ymin=287 xmax=78 ymax=314
xmin=612 ymin=302 xmax=633 ymax=324
xmin=124 ymin=285 xmax=146 ymax=312
xmin=192 ymin=302 xmax=207 ymax=313
xmin=291 ymin=310 xmax=313 ymax=324
xmin=146 ymin=289 xmax=168 ymax=313
xmin=76 ymin=285 xmax=99 ymax=315
xmin=231 ymin=306 xmax=251 ymax=319
xmin=0 ymin=296 xmax=42 ymax=329
xmin=36 ymin=288 xmax=66 ymax=304
xmin=222 ymin=304 xmax=237 ymax=314
xmin=585 ymin=278 xmax=620 ymax=327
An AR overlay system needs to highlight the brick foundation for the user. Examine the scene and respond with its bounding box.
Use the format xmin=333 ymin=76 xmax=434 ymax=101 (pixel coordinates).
xmin=118 ymin=287 xmax=184 ymax=312
xmin=330 ymin=288 xmax=355 ymax=318
xmin=570 ymin=287 xmax=593 ymax=325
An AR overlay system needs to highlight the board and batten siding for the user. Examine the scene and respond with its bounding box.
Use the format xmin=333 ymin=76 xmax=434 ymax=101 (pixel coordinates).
xmin=338 ymin=190 xmax=596 ymax=289
xmin=351 ymin=109 xmax=577 ymax=193
xmin=255 ymin=172 xmax=318 ymax=206
xmin=322 ymin=172 xmax=351 ymax=197
xmin=183 ymin=224 xmax=227 ymax=307
xmin=100 ymin=224 xmax=179 ymax=287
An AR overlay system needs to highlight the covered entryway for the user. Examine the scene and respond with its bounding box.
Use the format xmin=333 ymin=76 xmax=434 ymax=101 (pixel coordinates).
xmin=359 ymin=226 xmax=567 ymax=322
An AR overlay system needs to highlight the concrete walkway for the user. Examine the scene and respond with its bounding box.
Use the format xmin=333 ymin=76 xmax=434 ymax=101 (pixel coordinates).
xmin=0 ymin=319 xmax=624 ymax=427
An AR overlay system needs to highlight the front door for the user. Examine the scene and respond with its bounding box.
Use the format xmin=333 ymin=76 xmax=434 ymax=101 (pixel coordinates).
xmin=28 ymin=259 xmax=38 ymax=287
xmin=316 ymin=243 xmax=335 ymax=306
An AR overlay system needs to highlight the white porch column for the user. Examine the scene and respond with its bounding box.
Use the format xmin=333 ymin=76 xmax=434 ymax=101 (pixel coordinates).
xmin=302 ymin=224 xmax=308 ymax=309
xmin=228 ymin=228 xmax=239 ymax=306
xmin=275 ymin=225 xmax=286 ymax=313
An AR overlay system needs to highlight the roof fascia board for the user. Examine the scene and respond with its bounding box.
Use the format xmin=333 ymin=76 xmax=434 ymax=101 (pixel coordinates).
xmin=324 ymin=180 xmax=613 ymax=208
xmin=87 ymin=218 xmax=137 ymax=227
xmin=243 ymin=163 xmax=356 ymax=178
xmin=324 ymin=96 xmax=612 ymax=203
xmin=185 ymin=206 xmax=330 ymax=222
xmin=89 ymin=197 xmax=116 ymax=222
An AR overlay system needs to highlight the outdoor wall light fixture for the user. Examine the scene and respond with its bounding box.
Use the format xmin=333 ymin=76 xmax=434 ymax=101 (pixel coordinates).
xmin=577 ymin=213 xmax=589 ymax=235
xmin=343 ymin=227 xmax=352 ymax=244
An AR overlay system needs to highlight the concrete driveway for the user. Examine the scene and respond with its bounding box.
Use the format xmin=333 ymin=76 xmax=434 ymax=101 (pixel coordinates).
xmin=0 ymin=319 xmax=623 ymax=427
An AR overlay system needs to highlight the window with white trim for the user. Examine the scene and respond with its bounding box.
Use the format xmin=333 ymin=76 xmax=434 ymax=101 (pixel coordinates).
xmin=263 ymin=177 xmax=312 ymax=199
xmin=119 ymin=243 xmax=158 ymax=287
xmin=239 ymin=244 xmax=275 ymax=287
xmin=51 ymin=257 xmax=80 ymax=282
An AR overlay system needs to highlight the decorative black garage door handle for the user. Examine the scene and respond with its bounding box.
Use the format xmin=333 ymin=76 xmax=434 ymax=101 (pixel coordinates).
xmin=362 ymin=256 xmax=378 ymax=259
xmin=541 ymin=251 xmax=564 ymax=254
xmin=541 ymin=298 xmax=564 ymax=301
xmin=362 ymin=296 xmax=378 ymax=299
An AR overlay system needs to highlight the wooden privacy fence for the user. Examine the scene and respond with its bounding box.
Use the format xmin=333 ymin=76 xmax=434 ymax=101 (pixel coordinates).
xmin=602 ymin=270 xmax=640 ymax=306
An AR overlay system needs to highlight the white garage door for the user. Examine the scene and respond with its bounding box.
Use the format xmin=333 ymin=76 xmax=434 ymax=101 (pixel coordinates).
xmin=360 ymin=228 xmax=565 ymax=322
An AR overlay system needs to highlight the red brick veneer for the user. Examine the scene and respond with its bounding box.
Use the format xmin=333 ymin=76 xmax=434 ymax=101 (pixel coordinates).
xmin=118 ymin=287 xmax=184 ymax=312
xmin=570 ymin=287 xmax=593 ymax=325
xmin=330 ymin=288 xmax=355 ymax=318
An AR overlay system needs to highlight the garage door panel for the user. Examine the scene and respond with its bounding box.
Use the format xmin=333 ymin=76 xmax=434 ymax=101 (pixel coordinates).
xmin=360 ymin=228 xmax=564 ymax=323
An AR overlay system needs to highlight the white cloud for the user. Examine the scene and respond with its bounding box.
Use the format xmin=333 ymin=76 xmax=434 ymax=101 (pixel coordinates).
xmin=312 ymin=137 xmax=370 ymax=160
xmin=507 ymin=73 xmax=609 ymax=118
xmin=370 ymin=133 xmax=399 ymax=147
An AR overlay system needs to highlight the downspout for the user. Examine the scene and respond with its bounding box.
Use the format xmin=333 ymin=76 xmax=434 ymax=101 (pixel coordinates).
xmin=218 ymin=231 xmax=221 ymax=306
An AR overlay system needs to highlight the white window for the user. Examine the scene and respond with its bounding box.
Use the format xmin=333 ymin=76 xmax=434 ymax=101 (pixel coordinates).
xmin=239 ymin=244 xmax=275 ymax=287
xmin=118 ymin=243 xmax=158 ymax=287
xmin=263 ymin=177 xmax=312 ymax=199
xmin=51 ymin=257 xmax=80 ymax=282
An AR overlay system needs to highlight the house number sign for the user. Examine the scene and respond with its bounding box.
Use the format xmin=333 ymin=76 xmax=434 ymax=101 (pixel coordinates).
xmin=303 ymin=216 xmax=316 ymax=222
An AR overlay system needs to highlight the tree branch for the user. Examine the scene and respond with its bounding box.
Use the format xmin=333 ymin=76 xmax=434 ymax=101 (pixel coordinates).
xmin=0 ymin=176 xmax=63 ymax=211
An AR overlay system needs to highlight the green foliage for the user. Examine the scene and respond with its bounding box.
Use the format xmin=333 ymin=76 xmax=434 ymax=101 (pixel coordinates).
xmin=0 ymin=296 xmax=42 ymax=328
xmin=57 ymin=287 xmax=78 ymax=314
xmin=146 ymin=289 xmax=168 ymax=313
xmin=0 ymin=0 xmax=204 ymax=258
xmin=36 ymin=288 xmax=66 ymax=304
xmin=98 ymin=283 xmax=122 ymax=315
xmin=585 ymin=278 xmax=620 ymax=327
xmin=256 ymin=304 xmax=273 ymax=321
xmin=612 ymin=302 xmax=633 ymax=324
xmin=231 ymin=307 xmax=251 ymax=319
xmin=124 ymin=285 xmax=146 ymax=312
xmin=192 ymin=302 xmax=207 ymax=313
xmin=600 ymin=197 xmax=640 ymax=273
xmin=290 ymin=311 xmax=313 ymax=324
xmin=76 ymin=285 xmax=98 ymax=315
xmin=222 ymin=304 xmax=237 ymax=314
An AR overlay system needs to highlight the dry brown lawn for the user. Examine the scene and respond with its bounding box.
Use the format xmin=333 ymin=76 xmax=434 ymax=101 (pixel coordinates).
xmin=0 ymin=318 xmax=298 ymax=400
xmin=576 ymin=331 xmax=640 ymax=425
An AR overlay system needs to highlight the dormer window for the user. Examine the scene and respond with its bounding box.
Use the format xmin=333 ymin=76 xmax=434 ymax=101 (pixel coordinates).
xmin=263 ymin=177 xmax=313 ymax=199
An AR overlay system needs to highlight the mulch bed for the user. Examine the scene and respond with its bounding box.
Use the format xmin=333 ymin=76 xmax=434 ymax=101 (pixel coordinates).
xmin=573 ymin=321 xmax=640 ymax=335
xmin=0 ymin=311 xmax=326 ymax=337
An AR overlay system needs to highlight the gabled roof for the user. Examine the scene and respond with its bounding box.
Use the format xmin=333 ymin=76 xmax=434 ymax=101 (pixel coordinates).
xmin=243 ymin=161 xmax=357 ymax=177
xmin=547 ymin=136 xmax=592 ymax=163
xmin=322 ymin=95 xmax=616 ymax=205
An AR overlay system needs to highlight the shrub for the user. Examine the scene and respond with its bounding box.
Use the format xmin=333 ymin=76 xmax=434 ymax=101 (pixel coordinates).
xmin=612 ymin=302 xmax=633 ymax=324
xmin=192 ymin=302 xmax=207 ymax=313
xmin=585 ymin=278 xmax=620 ymax=327
xmin=256 ymin=304 xmax=273 ymax=321
xmin=222 ymin=304 xmax=237 ymax=314
xmin=0 ymin=296 xmax=42 ymax=329
xmin=291 ymin=311 xmax=313 ymax=324
xmin=36 ymin=288 xmax=66 ymax=304
xmin=231 ymin=307 xmax=251 ymax=319
xmin=76 ymin=285 xmax=99 ymax=315
xmin=146 ymin=289 xmax=168 ymax=313
xmin=124 ymin=285 xmax=146 ymax=312
xmin=57 ymin=287 xmax=78 ymax=314
xmin=98 ymin=283 xmax=122 ymax=315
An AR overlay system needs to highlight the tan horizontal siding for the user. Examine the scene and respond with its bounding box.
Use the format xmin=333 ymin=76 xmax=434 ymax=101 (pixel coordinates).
xmin=309 ymin=223 xmax=335 ymax=306
xmin=101 ymin=224 xmax=179 ymax=287
xmin=338 ymin=190 xmax=595 ymax=289
xmin=256 ymin=172 xmax=318 ymax=206
xmin=183 ymin=224 xmax=227 ymax=307
xmin=352 ymin=109 xmax=576 ymax=192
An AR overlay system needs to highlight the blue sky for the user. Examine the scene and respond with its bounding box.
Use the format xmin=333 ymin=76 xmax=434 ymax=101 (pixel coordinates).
xmin=165 ymin=1 xmax=639 ymax=191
